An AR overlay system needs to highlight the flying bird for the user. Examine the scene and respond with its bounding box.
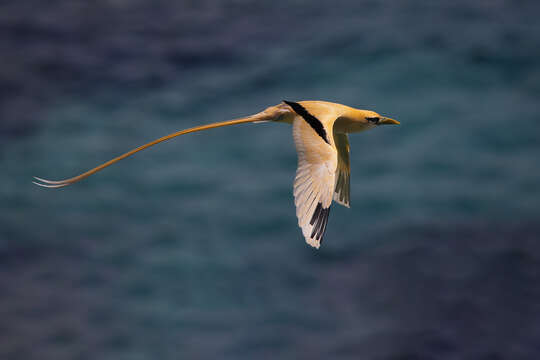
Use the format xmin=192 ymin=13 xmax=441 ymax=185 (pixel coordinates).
xmin=34 ymin=100 xmax=399 ymax=248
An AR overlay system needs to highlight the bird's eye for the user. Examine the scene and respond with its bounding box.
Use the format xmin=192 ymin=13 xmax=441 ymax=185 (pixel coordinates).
xmin=366 ymin=117 xmax=380 ymax=123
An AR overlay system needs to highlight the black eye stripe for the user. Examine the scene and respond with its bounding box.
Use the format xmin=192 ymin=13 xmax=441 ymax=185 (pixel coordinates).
xmin=366 ymin=117 xmax=380 ymax=123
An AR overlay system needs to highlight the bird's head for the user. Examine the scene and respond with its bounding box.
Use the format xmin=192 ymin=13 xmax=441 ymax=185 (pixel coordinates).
xmin=361 ymin=110 xmax=400 ymax=127
xmin=334 ymin=108 xmax=400 ymax=133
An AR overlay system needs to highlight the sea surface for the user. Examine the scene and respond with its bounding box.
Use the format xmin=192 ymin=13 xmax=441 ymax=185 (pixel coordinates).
xmin=1 ymin=1 xmax=540 ymax=359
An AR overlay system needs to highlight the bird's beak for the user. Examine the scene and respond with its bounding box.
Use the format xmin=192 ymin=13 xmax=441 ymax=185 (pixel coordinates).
xmin=378 ymin=117 xmax=400 ymax=125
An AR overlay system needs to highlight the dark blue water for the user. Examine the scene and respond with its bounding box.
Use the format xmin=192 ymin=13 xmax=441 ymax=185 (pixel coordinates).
xmin=2 ymin=1 xmax=540 ymax=359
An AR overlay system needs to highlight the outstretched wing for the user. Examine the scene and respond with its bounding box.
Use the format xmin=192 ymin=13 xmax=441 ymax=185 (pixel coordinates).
xmin=291 ymin=108 xmax=337 ymax=249
xmin=333 ymin=133 xmax=350 ymax=208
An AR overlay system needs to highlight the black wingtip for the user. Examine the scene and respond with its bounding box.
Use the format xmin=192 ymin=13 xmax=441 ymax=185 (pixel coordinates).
xmin=309 ymin=202 xmax=331 ymax=242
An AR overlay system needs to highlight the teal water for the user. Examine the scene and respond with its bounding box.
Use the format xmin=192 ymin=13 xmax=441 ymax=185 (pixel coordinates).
xmin=1 ymin=1 xmax=540 ymax=359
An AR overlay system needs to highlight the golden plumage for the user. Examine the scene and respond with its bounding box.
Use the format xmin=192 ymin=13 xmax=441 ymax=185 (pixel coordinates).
xmin=34 ymin=100 xmax=399 ymax=248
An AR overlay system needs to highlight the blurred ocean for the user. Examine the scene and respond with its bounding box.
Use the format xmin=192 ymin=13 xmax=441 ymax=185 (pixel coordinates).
xmin=1 ymin=0 xmax=540 ymax=359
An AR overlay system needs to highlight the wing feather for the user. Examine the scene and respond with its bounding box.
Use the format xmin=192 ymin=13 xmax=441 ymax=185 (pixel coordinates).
xmin=333 ymin=133 xmax=351 ymax=208
xmin=292 ymin=115 xmax=337 ymax=248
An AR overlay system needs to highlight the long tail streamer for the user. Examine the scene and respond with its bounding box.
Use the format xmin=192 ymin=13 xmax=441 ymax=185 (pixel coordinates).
xmin=33 ymin=116 xmax=261 ymax=188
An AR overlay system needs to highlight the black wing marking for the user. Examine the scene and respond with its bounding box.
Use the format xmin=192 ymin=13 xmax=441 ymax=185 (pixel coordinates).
xmin=309 ymin=202 xmax=331 ymax=242
xmin=283 ymin=100 xmax=330 ymax=144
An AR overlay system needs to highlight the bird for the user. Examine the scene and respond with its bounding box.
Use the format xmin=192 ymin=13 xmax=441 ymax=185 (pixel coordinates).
xmin=34 ymin=100 xmax=399 ymax=248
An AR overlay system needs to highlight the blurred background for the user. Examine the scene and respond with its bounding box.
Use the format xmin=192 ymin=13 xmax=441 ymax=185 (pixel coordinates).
xmin=1 ymin=0 xmax=540 ymax=359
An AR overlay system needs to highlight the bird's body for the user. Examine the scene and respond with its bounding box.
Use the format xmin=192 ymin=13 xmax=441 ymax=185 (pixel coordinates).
xmin=34 ymin=100 xmax=399 ymax=248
